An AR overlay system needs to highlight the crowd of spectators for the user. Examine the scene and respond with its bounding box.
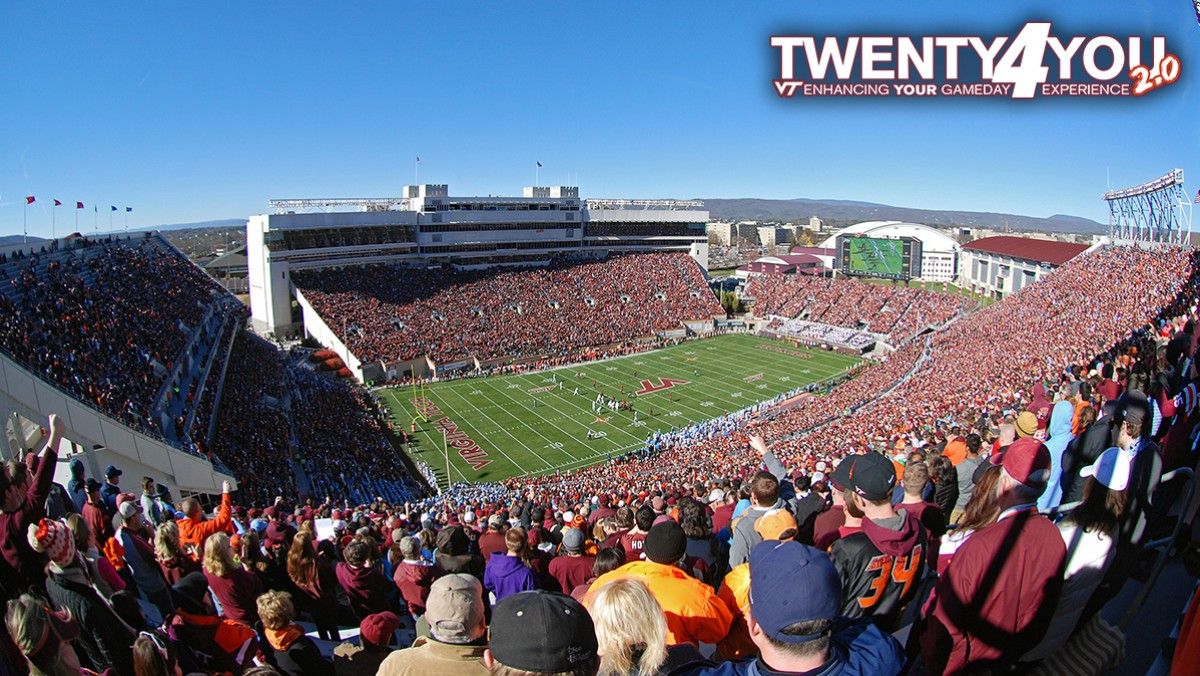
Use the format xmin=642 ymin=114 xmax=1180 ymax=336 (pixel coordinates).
xmin=746 ymin=274 xmax=966 ymax=344
xmin=207 ymin=331 xmax=299 ymax=507
xmin=294 ymin=253 xmax=722 ymax=364
xmin=765 ymin=318 xmax=876 ymax=351
xmin=291 ymin=369 xmax=423 ymax=506
xmin=0 ymin=237 xmax=227 ymax=438
xmin=5 ymin=244 xmax=1200 ymax=675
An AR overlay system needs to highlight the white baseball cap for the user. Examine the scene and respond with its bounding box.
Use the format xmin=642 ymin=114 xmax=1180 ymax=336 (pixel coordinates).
xmin=1080 ymin=447 xmax=1133 ymax=491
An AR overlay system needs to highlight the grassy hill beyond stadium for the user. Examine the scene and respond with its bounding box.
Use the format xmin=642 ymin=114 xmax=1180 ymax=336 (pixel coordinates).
xmin=382 ymin=334 xmax=861 ymax=485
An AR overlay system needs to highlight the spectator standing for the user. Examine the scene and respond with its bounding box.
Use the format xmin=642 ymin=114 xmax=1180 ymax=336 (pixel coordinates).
xmin=589 ymin=521 xmax=733 ymax=646
xmin=685 ymin=541 xmax=904 ymax=676
xmin=202 ymin=531 xmax=264 ymax=624
xmin=377 ymin=573 xmax=489 ymax=676
xmin=176 ymin=480 xmax=232 ymax=558
xmin=336 ymin=538 xmax=392 ymax=620
xmin=32 ymin=517 xmax=136 ymax=674
xmin=829 ymin=452 xmax=927 ymax=628
xmin=100 ymin=464 xmax=122 ymax=515
xmin=333 ymin=611 xmax=401 ymax=676
xmin=287 ymin=530 xmax=341 ymax=641
xmin=393 ymin=535 xmax=436 ymax=618
xmin=0 ymin=413 xmax=64 ymax=596
xmin=951 ymin=434 xmax=984 ymax=524
xmin=728 ymin=471 xmax=783 ymax=567
xmin=919 ymin=437 xmax=1067 ymax=673
xmin=257 ymin=590 xmax=334 ymax=676
xmin=483 ymin=527 xmax=538 ymax=605
xmin=484 ymin=590 xmax=600 ymax=675
xmin=549 ymin=528 xmax=596 ymax=594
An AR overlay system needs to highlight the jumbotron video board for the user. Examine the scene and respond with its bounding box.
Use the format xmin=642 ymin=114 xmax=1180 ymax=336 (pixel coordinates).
xmin=836 ymin=235 xmax=922 ymax=280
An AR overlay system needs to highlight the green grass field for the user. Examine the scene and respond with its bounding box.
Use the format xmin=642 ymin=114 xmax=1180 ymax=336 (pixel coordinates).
xmin=380 ymin=334 xmax=860 ymax=485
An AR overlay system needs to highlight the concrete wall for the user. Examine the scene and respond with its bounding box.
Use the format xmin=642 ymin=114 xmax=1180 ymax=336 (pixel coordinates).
xmin=0 ymin=354 xmax=235 ymax=496
xmin=295 ymin=289 xmax=365 ymax=381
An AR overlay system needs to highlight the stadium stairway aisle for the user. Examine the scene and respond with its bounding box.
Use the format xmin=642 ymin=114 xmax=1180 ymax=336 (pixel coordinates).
xmin=1104 ymin=520 xmax=1200 ymax=674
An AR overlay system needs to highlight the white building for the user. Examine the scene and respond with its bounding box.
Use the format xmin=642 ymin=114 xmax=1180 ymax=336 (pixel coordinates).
xmin=818 ymin=221 xmax=961 ymax=282
xmin=248 ymin=185 xmax=710 ymax=338
xmin=959 ymin=235 xmax=1092 ymax=299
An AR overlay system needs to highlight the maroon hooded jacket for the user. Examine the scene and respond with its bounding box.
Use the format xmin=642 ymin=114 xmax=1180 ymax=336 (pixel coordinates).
xmin=829 ymin=508 xmax=927 ymax=628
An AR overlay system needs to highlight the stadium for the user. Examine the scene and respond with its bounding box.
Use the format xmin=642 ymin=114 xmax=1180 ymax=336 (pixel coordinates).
xmin=4 ymin=4 xmax=1200 ymax=675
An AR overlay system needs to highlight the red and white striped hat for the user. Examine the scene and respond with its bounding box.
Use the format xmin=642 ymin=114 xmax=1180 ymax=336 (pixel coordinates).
xmin=27 ymin=518 xmax=75 ymax=567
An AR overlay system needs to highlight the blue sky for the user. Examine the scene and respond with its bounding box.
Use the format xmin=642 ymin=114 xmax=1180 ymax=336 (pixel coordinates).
xmin=0 ymin=1 xmax=1196 ymax=236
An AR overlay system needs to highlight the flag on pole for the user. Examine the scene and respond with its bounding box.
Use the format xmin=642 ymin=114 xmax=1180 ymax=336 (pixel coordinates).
xmin=536 ymin=161 xmax=542 ymax=167
xmin=25 ymin=196 xmax=35 ymax=205
xmin=111 ymin=206 xmax=117 ymax=211
xmin=416 ymin=155 xmax=420 ymax=162
xmin=76 ymin=202 xmax=84 ymax=209
xmin=125 ymin=207 xmax=132 ymax=212
xmin=53 ymin=199 xmax=62 ymax=207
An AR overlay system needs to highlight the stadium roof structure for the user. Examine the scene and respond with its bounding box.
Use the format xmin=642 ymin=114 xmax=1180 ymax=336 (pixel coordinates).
xmin=962 ymin=235 xmax=1088 ymax=266
xmin=738 ymin=253 xmax=825 ymax=276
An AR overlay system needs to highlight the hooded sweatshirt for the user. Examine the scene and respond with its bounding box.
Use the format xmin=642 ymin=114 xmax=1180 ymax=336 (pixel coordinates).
xmin=335 ymin=561 xmax=391 ymax=619
xmin=67 ymin=458 xmax=88 ymax=512
xmin=264 ymin=623 xmax=333 ymax=676
xmin=482 ymin=554 xmax=537 ymax=605
xmin=1038 ymin=401 xmax=1077 ymax=512
xmin=830 ymin=509 xmax=928 ymax=628
xmin=435 ymin=526 xmax=485 ymax=581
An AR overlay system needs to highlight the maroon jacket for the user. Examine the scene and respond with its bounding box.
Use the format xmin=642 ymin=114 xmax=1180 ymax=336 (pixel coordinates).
xmin=812 ymin=505 xmax=847 ymax=551
xmin=0 ymin=445 xmax=57 ymax=595
xmin=548 ymin=554 xmax=595 ymax=594
xmin=921 ymin=507 xmax=1066 ymax=674
xmin=393 ymin=560 xmax=436 ymax=615
xmin=205 ymin=567 xmax=264 ymax=624
xmin=336 ymin=561 xmax=391 ymax=619
xmin=477 ymin=530 xmax=506 ymax=562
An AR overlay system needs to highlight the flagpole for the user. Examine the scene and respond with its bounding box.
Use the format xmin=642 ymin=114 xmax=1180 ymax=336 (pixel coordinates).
xmin=415 ymin=156 xmax=419 ymax=185
xmin=22 ymin=203 xmax=27 ymax=245
xmin=51 ymin=202 xmax=56 ymax=240
xmin=124 ymin=208 xmax=128 ymax=234
xmin=535 ymin=162 xmax=540 ymax=186
xmin=443 ymin=427 xmax=450 ymax=494
xmin=74 ymin=205 xmax=78 ymax=234
xmin=109 ymin=209 xmax=113 ymax=232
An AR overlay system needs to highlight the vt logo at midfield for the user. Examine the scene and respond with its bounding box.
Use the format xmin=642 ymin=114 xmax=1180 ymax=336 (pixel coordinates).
xmin=635 ymin=377 xmax=690 ymax=396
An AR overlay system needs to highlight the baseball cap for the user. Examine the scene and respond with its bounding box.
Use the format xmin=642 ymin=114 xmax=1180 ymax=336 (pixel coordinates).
xmin=488 ymin=513 xmax=503 ymax=528
xmin=104 ymin=464 xmax=122 ymax=479
xmin=829 ymin=455 xmax=858 ymax=491
xmin=643 ymin=521 xmax=687 ymax=564
xmin=489 ymin=591 xmax=598 ymax=673
xmin=1119 ymin=390 xmax=1151 ymax=429
xmin=707 ymin=488 xmax=726 ymax=504
xmin=562 ymin=528 xmax=585 ymax=553
xmin=425 ymin=574 xmax=486 ymax=644
xmin=1081 ymin=447 xmax=1133 ymax=491
xmin=847 ymin=452 xmax=896 ymax=502
xmin=84 ymin=478 xmax=101 ymax=494
xmin=754 ymin=508 xmax=798 ymax=541
xmin=989 ymin=436 xmax=1051 ymax=488
xmin=359 ymin=611 xmax=401 ymax=647
xmin=749 ymin=541 xmax=840 ymax=643
xmin=117 ymin=501 xmax=141 ymax=521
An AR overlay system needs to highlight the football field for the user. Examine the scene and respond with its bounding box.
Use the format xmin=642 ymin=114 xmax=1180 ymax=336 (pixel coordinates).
xmin=380 ymin=334 xmax=860 ymax=485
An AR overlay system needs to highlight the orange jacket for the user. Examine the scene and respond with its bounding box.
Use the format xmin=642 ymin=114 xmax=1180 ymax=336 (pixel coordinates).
xmin=587 ymin=560 xmax=733 ymax=646
xmin=715 ymin=563 xmax=756 ymax=660
xmin=177 ymin=492 xmax=232 ymax=557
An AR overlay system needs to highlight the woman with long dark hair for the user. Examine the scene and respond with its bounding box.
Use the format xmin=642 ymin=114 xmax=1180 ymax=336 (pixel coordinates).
xmin=286 ymin=531 xmax=341 ymax=641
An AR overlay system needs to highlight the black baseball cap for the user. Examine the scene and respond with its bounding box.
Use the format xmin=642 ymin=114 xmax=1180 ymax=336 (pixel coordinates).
xmin=829 ymin=454 xmax=859 ymax=491
xmin=848 ymin=451 xmax=896 ymax=502
xmin=489 ymin=591 xmax=597 ymax=673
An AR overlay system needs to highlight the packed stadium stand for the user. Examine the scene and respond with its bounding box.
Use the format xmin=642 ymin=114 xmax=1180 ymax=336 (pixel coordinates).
xmin=5 ymin=240 xmax=1200 ymax=675
xmin=293 ymin=252 xmax=722 ymax=365
xmin=745 ymin=274 xmax=967 ymax=344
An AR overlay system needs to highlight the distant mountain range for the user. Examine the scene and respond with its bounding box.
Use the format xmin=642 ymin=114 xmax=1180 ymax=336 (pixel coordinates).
xmin=145 ymin=218 xmax=245 ymax=232
xmin=700 ymin=198 xmax=1106 ymax=235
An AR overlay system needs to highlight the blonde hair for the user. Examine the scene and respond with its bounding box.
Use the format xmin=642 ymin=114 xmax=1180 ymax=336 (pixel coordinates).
xmin=256 ymin=590 xmax=295 ymax=630
xmin=590 ymin=578 xmax=667 ymax=676
xmin=154 ymin=521 xmax=182 ymax=564
xmin=201 ymin=532 xmax=237 ymax=578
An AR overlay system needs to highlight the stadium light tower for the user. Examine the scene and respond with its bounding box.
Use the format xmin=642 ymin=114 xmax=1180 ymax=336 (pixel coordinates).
xmin=1103 ymin=169 xmax=1193 ymax=246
